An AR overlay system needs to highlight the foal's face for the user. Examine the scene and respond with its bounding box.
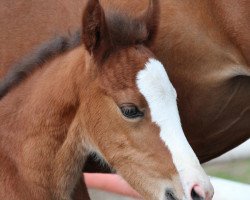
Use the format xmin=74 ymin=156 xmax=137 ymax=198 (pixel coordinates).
xmin=80 ymin=0 xmax=213 ymax=199
xmin=81 ymin=46 xmax=212 ymax=200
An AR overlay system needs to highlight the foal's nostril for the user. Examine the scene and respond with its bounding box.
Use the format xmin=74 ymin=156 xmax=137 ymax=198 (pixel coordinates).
xmin=165 ymin=189 xmax=177 ymax=200
xmin=191 ymin=188 xmax=204 ymax=200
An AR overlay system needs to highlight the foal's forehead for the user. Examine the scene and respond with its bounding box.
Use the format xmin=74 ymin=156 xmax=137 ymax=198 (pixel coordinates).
xmin=100 ymin=46 xmax=154 ymax=90
xmin=136 ymin=58 xmax=177 ymax=109
xmin=114 ymin=45 xmax=153 ymax=65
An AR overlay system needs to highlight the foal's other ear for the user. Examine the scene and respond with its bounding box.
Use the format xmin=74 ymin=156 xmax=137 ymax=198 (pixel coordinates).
xmin=143 ymin=0 xmax=160 ymax=46
xmin=82 ymin=0 xmax=109 ymax=55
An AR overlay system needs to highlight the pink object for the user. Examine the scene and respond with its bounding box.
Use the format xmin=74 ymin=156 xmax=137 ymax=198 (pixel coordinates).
xmin=192 ymin=185 xmax=206 ymax=199
xmin=84 ymin=173 xmax=142 ymax=199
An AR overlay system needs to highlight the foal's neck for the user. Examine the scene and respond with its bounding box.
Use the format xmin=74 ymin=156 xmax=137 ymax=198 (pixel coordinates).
xmin=2 ymin=46 xmax=87 ymax=127
xmin=0 ymin=46 xmax=90 ymax=199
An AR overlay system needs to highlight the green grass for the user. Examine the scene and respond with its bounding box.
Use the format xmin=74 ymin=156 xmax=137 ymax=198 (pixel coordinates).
xmin=204 ymin=159 xmax=250 ymax=184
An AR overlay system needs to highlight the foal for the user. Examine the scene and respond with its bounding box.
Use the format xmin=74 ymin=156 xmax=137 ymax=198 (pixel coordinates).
xmin=0 ymin=0 xmax=213 ymax=199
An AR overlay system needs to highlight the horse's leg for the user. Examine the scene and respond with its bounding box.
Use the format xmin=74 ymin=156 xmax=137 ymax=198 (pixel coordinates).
xmin=72 ymin=177 xmax=90 ymax=200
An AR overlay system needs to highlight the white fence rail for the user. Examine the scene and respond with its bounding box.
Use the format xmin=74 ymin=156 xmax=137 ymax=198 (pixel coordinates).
xmin=211 ymin=177 xmax=250 ymax=200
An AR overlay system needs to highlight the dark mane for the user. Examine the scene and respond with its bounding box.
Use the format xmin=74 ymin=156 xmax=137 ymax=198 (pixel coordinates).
xmin=0 ymin=14 xmax=146 ymax=100
xmin=105 ymin=0 xmax=159 ymax=47
xmin=0 ymin=2 xmax=158 ymax=99
xmin=0 ymin=31 xmax=81 ymax=99
xmin=106 ymin=12 xmax=149 ymax=47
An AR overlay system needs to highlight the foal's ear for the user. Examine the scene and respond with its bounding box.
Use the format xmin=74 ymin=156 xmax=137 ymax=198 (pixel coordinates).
xmin=143 ymin=0 xmax=160 ymax=46
xmin=82 ymin=0 xmax=109 ymax=55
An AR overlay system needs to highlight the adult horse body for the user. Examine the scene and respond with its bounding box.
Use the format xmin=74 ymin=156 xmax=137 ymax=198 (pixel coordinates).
xmin=0 ymin=0 xmax=213 ymax=199
xmin=0 ymin=0 xmax=249 ymax=163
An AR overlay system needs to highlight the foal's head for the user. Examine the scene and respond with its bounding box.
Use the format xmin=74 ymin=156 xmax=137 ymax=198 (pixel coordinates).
xmin=79 ymin=0 xmax=213 ymax=199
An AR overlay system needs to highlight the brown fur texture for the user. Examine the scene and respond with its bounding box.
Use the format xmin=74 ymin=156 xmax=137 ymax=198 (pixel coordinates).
xmin=0 ymin=0 xmax=249 ymax=163
xmin=0 ymin=32 xmax=81 ymax=99
xmin=1 ymin=0 xmax=187 ymax=199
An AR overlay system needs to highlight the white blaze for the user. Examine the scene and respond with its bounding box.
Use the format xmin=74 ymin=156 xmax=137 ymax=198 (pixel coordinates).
xmin=136 ymin=58 xmax=213 ymax=199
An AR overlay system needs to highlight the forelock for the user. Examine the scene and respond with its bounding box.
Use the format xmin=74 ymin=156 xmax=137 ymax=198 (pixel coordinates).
xmin=105 ymin=11 xmax=149 ymax=47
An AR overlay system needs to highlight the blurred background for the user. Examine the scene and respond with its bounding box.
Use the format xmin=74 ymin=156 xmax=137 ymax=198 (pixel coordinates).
xmin=204 ymin=139 xmax=250 ymax=184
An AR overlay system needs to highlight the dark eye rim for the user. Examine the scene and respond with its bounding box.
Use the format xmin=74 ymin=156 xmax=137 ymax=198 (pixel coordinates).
xmin=120 ymin=104 xmax=145 ymax=119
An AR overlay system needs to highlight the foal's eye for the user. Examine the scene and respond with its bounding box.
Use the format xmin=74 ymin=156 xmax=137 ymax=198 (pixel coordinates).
xmin=120 ymin=104 xmax=144 ymax=119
